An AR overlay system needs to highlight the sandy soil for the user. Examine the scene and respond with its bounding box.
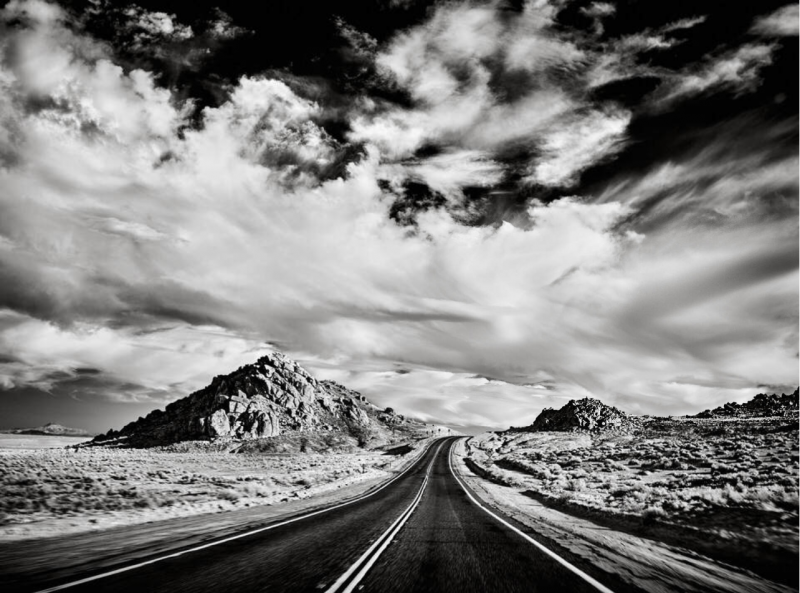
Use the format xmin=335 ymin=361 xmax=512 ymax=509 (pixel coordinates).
xmin=451 ymin=439 xmax=795 ymax=593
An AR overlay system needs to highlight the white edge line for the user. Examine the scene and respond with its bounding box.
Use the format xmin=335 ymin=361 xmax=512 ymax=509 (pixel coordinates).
xmin=34 ymin=438 xmax=443 ymax=593
xmin=326 ymin=440 xmax=444 ymax=593
xmin=448 ymin=439 xmax=617 ymax=593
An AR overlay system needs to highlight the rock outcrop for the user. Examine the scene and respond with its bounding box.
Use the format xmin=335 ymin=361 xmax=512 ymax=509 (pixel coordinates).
xmin=525 ymin=398 xmax=640 ymax=433
xmin=90 ymin=352 xmax=396 ymax=447
xmin=694 ymin=388 xmax=799 ymax=419
xmin=378 ymin=407 xmax=405 ymax=426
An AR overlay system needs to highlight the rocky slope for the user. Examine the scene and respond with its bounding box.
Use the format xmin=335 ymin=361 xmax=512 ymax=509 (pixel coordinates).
xmin=522 ymin=397 xmax=640 ymax=433
xmin=694 ymin=389 xmax=799 ymax=419
xmin=90 ymin=351 xmax=421 ymax=448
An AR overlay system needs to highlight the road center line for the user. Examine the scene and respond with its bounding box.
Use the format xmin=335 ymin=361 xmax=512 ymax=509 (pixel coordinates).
xmin=448 ymin=439 xmax=616 ymax=593
xmin=33 ymin=438 xmax=443 ymax=593
xmin=324 ymin=440 xmax=445 ymax=593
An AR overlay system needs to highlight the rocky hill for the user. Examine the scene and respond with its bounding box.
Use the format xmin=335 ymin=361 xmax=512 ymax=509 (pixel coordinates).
xmin=694 ymin=388 xmax=799 ymax=419
xmin=522 ymin=397 xmax=640 ymax=433
xmin=90 ymin=351 xmax=425 ymax=448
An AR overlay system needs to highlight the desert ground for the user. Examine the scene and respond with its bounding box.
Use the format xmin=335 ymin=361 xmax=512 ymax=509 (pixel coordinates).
xmin=0 ymin=433 xmax=434 ymax=540
xmin=464 ymin=417 xmax=799 ymax=586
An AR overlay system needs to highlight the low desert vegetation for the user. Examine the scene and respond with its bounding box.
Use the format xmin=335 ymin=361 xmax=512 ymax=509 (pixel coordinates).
xmin=466 ymin=419 xmax=799 ymax=559
xmin=0 ymin=437 xmax=425 ymax=534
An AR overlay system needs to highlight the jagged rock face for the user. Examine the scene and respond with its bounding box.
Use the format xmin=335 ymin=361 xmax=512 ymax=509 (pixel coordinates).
xmin=695 ymin=389 xmax=799 ymax=419
xmin=92 ymin=352 xmax=376 ymax=447
xmin=527 ymin=398 xmax=640 ymax=433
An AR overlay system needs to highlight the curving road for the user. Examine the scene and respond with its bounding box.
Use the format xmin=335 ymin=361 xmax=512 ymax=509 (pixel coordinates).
xmin=16 ymin=437 xmax=623 ymax=593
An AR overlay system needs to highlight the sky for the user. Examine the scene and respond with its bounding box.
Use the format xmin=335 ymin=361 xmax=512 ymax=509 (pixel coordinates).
xmin=0 ymin=0 xmax=796 ymax=433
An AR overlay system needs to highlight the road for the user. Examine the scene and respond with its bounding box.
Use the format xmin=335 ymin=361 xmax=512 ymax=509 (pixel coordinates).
xmin=13 ymin=437 xmax=622 ymax=593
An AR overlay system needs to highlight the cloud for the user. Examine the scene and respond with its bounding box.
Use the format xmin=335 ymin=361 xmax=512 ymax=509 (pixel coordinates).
xmin=580 ymin=3 xmax=615 ymax=19
xmin=384 ymin=150 xmax=504 ymax=198
xmin=313 ymin=365 xmax=568 ymax=428
xmin=0 ymin=0 xmax=795 ymax=430
xmin=86 ymin=217 xmax=171 ymax=242
xmin=121 ymin=5 xmax=194 ymax=45
xmin=750 ymin=4 xmax=799 ymax=37
xmin=527 ymin=109 xmax=630 ymax=187
xmin=662 ymin=16 xmax=708 ymax=32
xmin=658 ymin=44 xmax=776 ymax=103
xmin=0 ymin=310 xmax=272 ymax=403
xmin=596 ymin=115 xmax=798 ymax=229
xmin=206 ymin=8 xmax=247 ymax=40
xmin=352 ymin=0 xmax=608 ymax=192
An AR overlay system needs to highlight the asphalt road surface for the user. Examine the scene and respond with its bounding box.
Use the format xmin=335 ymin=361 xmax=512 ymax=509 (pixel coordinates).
xmin=20 ymin=437 xmax=621 ymax=593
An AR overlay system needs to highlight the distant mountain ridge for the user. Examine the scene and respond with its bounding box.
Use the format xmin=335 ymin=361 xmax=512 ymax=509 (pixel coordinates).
xmin=513 ymin=388 xmax=799 ymax=434
xmin=1 ymin=423 xmax=90 ymax=436
xmin=694 ymin=388 xmax=799 ymax=419
xmin=90 ymin=351 xmax=424 ymax=448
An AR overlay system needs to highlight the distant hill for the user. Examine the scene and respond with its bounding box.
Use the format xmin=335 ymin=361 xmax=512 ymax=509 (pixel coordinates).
xmin=89 ymin=351 xmax=437 ymax=449
xmin=694 ymin=388 xmax=799 ymax=419
xmin=515 ymin=397 xmax=641 ymax=434
xmin=1 ymin=423 xmax=90 ymax=436
xmin=506 ymin=388 xmax=799 ymax=436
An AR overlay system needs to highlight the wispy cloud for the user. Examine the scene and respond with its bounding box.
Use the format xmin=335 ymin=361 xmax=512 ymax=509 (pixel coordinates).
xmin=660 ymin=43 xmax=776 ymax=102
xmin=527 ymin=109 xmax=630 ymax=187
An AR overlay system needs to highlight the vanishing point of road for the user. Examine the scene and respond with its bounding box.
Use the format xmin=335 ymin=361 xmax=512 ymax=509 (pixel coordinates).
xmin=16 ymin=437 xmax=625 ymax=593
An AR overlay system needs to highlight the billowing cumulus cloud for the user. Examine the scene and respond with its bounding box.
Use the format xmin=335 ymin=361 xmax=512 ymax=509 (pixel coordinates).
xmin=0 ymin=0 xmax=796 ymax=432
